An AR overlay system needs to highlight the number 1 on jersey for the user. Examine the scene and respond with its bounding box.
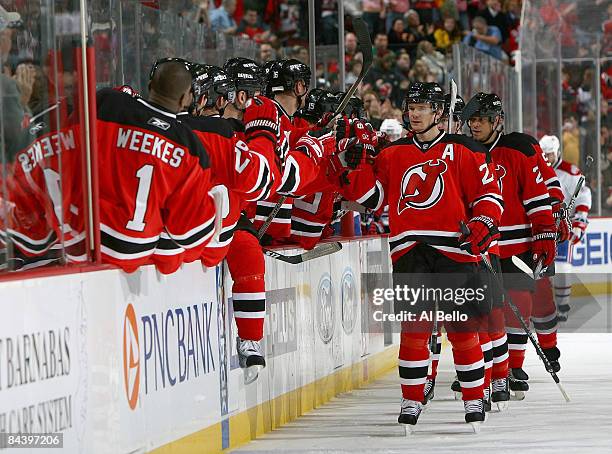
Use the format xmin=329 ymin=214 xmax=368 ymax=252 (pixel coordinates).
xmin=126 ymin=165 xmax=153 ymax=232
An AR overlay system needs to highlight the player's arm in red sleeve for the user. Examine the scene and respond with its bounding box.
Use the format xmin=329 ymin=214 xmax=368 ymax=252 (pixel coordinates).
xmin=227 ymin=137 xmax=275 ymax=201
xmin=455 ymin=140 xmax=504 ymax=256
xmin=276 ymin=134 xmax=324 ymax=196
xmin=518 ymin=152 xmax=557 ymax=266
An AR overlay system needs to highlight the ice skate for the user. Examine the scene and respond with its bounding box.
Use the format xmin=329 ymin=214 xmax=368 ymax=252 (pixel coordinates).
xmin=451 ymin=377 xmax=462 ymax=400
xmin=557 ymin=304 xmax=570 ymax=322
xmin=398 ymin=398 xmax=423 ymax=432
xmin=422 ymin=378 xmax=435 ymax=405
xmin=543 ymin=346 xmax=561 ymax=373
xmin=509 ymin=368 xmax=529 ymax=400
xmin=237 ymin=337 xmax=266 ymax=384
xmin=464 ymin=398 xmax=485 ymax=433
xmin=483 ymin=386 xmax=492 ymax=412
xmin=491 ymin=377 xmax=510 ymax=411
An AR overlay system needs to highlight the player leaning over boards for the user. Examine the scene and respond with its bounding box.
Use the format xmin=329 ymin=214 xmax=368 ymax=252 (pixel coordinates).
xmin=345 ymin=82 xmax=504 ymax=431
xmin=467 ymin=93 xmax=561 ymax=399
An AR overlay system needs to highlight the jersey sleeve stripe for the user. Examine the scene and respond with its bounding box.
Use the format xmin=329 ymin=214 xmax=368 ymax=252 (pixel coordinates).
xmin=525 ymin=205 xmax=551 ymax=216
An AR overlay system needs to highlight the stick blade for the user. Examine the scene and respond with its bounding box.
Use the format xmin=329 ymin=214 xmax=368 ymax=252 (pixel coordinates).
xmin=511 ymin=255 xmax=536 ymax=279
xmin=354 ymin=18 xmax=373 ymax=68
xmin=300 ymin=242 xmax=343 ymax=262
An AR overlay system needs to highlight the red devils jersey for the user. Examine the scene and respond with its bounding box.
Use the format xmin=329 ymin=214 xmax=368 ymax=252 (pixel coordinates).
xmin=179 ymin=114 xmax=276 ymax=266
xmin=289 ymin=131 xmax=337 ymax=249
xmin=96 ymin=89 xmax=216 ymax=274
xmin=349 ymin=133 xmax=503 ymax=263
xmin=250 ymin=102 xmax=319 ymax=242
xmin=1 ymin=105 xmax=86 ymax=265
xmin=526 ymin=134 xmax=564 ymax=204
xmin=487 ymin=133 xmax=554 ymax=258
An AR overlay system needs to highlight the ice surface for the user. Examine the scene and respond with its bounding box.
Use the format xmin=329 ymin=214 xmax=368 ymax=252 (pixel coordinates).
xmin=233 ymin=331 xmax=612 ymax=453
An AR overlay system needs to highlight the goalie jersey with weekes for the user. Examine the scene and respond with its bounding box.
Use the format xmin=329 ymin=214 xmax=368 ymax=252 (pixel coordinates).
xmin=349 ymin=132 xmax=503 ymax=263
xmin=96 ymin=88 xmax=217 ymax=274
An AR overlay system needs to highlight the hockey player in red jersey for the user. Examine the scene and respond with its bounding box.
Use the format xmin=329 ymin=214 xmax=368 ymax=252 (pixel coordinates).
xmin=249 ymin=59 xmax=320 ymax=244
xmin=178 ymin=64 xmax=277 ymax=268
xmin=346 ymin=83 xmax=504 ymax=428
xmin=467 ymin=92 xmax=559 ymax=398
xmin=216 ymin=58 xmax=281 ymax=381
xmin=423 ymin=92 xmax=510 ymax=412
xmin=96 ymin=58 xmax=217 ymax=274
xmin=539 ymin=135 xmax=591 ymax=322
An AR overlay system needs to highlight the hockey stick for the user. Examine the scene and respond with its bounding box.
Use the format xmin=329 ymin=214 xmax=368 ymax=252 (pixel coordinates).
xmin=340 ymin=200 xmax=368 ymax=213
xmin=263 ymin=241 xmax=342 ymax=264
xmin=448 ymin=79 xmax=457 ymax=132
xmin=256 ymin=195 xmax=287 ymax=240
xmin=460 ymin=222 xmax=571 ymax=402
xmin=257 ymin=19 xmax=374 ymax=241
xmin=332 ymin=17 xmax=373 ymax=118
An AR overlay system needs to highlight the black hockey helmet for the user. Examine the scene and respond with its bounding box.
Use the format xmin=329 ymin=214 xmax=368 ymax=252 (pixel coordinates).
xmin=402 ymin=82 xmax=445 ymax=110
xmin=223 ymin=58 xmax=263 ymax=97
xmin=443 ymin=93 xmax=465 ymax=121
xmin=332 ymin=92 xmax=365 ymax=119
xmin=462 ymin=92 xmax=504 ymax=122
xmin=295 ymin=88 xmax=336 ymax=123
xmin=267 ymin=59 xmax=311 ymax=95
xmin=190 ymin=64 xmax=236 ymax=108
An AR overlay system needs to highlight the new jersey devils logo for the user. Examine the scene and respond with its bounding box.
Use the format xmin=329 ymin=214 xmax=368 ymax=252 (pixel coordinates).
xmin=495 ymin=164 xmax=507 ymax=192
xmin=398 ymin=159 xmax=448 ymax=213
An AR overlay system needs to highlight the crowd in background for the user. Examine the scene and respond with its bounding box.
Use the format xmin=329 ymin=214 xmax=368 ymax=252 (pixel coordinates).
xmin=0 ymin=0 xmax=610 ymax=219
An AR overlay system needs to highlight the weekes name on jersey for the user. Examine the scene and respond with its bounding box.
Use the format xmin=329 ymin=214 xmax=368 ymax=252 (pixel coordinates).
xmin=116 ymin=127 xmax=184 ymax=168
xmin=18 ymin=129 xmax=76 ymax=173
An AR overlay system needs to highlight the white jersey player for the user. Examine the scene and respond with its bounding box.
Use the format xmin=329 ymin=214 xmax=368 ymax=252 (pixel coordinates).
xmin=539 ymin=135 xmax=592 ymax=321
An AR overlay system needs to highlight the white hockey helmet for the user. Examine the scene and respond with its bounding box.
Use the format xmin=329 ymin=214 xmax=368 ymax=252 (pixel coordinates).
xmin=380 ymin=118 xmax=403 ymax=142
xmin=539 ymin=135 xmax=560 ymax=165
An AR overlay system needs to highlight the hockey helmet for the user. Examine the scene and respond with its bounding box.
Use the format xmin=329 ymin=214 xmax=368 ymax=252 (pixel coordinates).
xmin=380 ymin=118 xmax=403 ymax=142
xmin=403 ymin=82 xmax=445 ymax=110
xmin=463 ymin=92 xmax=504 ymax=122
xmin=267 ymin=59 xmax=311 ymax=94
xmin=190 ymin=64 xmax=236 ymax=109
xmin=295 ymin=88 xmax=336 ymax=124
xmin=443 ymin=93 xmax=466 ymax=121
xmin=223 ymin=58 xmax=263 ymax=97
xmin=539 ymin=135 xmax=561 ymax=165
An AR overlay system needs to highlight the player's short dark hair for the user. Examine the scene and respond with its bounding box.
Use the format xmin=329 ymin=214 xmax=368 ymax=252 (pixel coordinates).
xmin=150 ymin=61 xmax=193 ymax=101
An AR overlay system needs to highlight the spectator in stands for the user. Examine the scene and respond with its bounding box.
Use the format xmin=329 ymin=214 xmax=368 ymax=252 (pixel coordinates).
xmin=210 ymin=0 xmax=237 ymax=35
xmin=562 ymin=116 xmax=580 ymax=165
xmin=503 ymin=0 xmax=521 ymax=64
xmin=373 ymin=33 xmax=396 ymax=60
xmin=416 ymin=40 xmax=446 ymax=84
xmin=396 ymin=51 xmax=412 ymax=79
xmin=259 ymin=42 xmax=275 ymax=63
xmin=385 ymin=0 xmax=410 ymax=33
xmin=291 ymin=45 xmax=309 ymax=64
xmin=408 ymin=58 xmax=436 ymax=83
xmin=237 ymin=8 xmax=272 ymax=43
xmin=481 ymin=0 xmax=509 ymax=43
xmin=320 ymin=0 xmax=339 ymax=45
xmin=412 ymin=0 xmax=438 ymax=26
xmin=345 ymin=32 xmax=360 ymax=64
xmin=455 ymin=0 xmax=470 ymax=31
xmin=362 ymin=89 xmax=384 ymax=129
xmin=463 ymin=16 xmax=503 ymax=60
xmin=434 ymin=16 xmax=463 ymax=54
xmin=405 ymin=9 xmax=435 ymax=53
xmin=345 ymin=58 xmax=363 ymax=87
xmin=188 ymin=0 xmax=211 ymax=27
xmin=387 ymin=18 xmax=412 ymax=52
xmin=362 ymin=0 xmax=384 ymax=37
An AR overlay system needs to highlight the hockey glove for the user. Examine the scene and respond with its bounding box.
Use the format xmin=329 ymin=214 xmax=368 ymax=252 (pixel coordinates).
xmin=552 ymin=202 xmax=571 ymax=242
xmin=316 ymin=112 xmax=336 ymax=129
xmin=458 ymin=216 xmax=500 ymax=255
xmin=570 ymin=217 xmax=588 ymax=245
xmin=531 ymin=227 xmax=557 ymax=267
xmin=114 ymin=85 xmax=140 ymax=98
xmin=243 ymin=96 xmax=280 ymax=150
xmin=330 ymin=137 xmax=365 ymax=171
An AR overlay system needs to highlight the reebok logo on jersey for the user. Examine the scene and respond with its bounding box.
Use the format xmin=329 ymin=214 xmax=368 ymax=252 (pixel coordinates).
xmin=147 ymin=117 xmax=171 ymax=130
xmin=398 ymin=158 xmax=447 ymax=213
